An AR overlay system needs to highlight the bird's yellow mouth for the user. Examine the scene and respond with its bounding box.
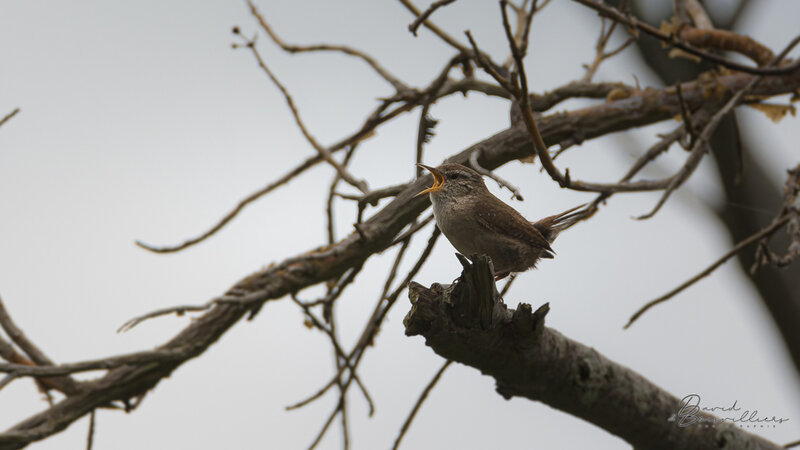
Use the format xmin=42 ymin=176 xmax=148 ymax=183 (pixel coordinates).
xmin=415 ymin=164 xmax=444 ymax=197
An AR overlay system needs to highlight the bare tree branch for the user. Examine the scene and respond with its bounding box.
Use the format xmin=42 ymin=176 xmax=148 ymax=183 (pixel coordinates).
xmin=469 ymin=150 xmax=523 ymax=200
xmin=391 ymin=359 xmax=452 ymax=450
xmin=408 ymin=0 xmax=458 ymax=36
xmin=404 ymin=255 xmax=786 ymax=450
xmin=233 ymin=34 xmax=369 ymax=194
xmin=135 ymin=153 xmax=324 ymax=253
xmin=625 ymin=213 xmax=792 ymax=329
xmin=0 ymin=108 xmax=20 ymax=129
xmin=246 ymin=0 xmax=408 ymax=91
xmin=398 ymin=0 xmax=470 ymax=53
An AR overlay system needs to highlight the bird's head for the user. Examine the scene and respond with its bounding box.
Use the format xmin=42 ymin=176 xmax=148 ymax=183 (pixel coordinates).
xmin=415 ymin=163 xmax=488 ymax=199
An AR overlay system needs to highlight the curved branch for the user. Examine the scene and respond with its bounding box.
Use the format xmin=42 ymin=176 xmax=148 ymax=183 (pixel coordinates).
xmin=246 ymin=0 xmax=408 ymax=91
xmin=135 ymin=153 xmax=323 ymax=253
xmin=626 ymin=213 xmax=792 ymax=329
xmin=235 ymin=34 xmax=369 ymax=194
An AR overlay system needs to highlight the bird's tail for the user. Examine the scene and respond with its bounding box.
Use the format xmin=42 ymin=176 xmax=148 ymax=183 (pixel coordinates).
xmin=532 ymin=203 xmax=589 ymax=242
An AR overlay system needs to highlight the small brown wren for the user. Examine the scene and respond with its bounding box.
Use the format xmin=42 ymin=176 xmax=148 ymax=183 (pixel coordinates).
xmin=416 ymin=163 xmax=584 ymax=278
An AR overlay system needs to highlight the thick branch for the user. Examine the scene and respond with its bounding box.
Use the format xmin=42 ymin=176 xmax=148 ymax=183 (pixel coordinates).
xmin=403 ymin=255 xmax=784 ymax=450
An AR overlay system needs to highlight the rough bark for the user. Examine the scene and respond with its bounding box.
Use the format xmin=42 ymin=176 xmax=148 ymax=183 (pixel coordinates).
xmin=404 ymin=255 xmax=784 ymax=450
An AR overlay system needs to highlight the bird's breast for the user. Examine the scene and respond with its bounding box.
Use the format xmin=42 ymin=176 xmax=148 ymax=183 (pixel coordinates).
xmin=430 ymin=194 xmax=481 ymax=255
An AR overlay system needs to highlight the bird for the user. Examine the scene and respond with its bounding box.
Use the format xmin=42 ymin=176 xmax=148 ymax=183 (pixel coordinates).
xmin=415 ymin=163 xmax=585 ymax=279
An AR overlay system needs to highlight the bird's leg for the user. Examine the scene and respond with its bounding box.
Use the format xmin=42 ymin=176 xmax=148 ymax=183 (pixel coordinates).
xmin=493 ymin=270 xmax=512 ymax=281
xmin=451 ymin=253 xmax=471 ymax=284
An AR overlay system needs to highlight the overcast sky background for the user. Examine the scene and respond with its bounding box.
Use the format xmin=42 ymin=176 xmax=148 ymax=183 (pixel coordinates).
xmin=1 ymin=1 xmax=799 ymax=449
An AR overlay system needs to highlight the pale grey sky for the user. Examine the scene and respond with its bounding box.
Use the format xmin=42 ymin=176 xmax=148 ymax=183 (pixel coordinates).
xmin=1 ymin=1 xmax=798 ymax=449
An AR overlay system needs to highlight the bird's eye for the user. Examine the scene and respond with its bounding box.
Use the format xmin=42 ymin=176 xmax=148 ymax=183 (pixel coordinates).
xmin=450 ymin=173 xmax=460 ymax=180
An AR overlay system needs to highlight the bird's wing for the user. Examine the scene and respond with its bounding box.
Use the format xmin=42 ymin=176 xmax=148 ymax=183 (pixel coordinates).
xmin=472 ymin=195 xmax=555 ymax=257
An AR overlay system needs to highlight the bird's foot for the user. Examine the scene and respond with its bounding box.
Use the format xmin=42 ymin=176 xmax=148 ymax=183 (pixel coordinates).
xmin=493 ymin=270 xmax=511 ymax=281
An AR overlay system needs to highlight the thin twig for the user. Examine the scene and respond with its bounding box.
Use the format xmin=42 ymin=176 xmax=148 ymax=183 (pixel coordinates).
xmin=286 ymin=266 xmax=375 ymax=416
xmin=308 ymin=395 xmax=342 ymax=450
xmin=389 ymin=214 xmax=434 ymax=247
xmin=584 ymin=126 xmax=686 ymax=216
xmin=498 ymin=0 xmax=561 ymax=189
xmin=625 ymin=214 xmax=791 ymax=329
xmin=470 ymin=150 xmax=523 ymax=200
xmin=633 ymin=140 xmax=709 ymax=220
xmin=117 ymin=303 xmax=214 ymax=333
xmin=301 ymin=228 xmax=441 ymax=448
xmin=0 ymin=337 xmax=47 ymax=394
xmin=398 ymin=0 xmax=470 ymax=53
xmin=380 ymin=236 xmax=414 ymax=304
xmin=0 ymin=297 xmax=80 ymax=393
xmin=289 ymin=294 xmax=374 ymax=414
xmin=464 ymin=31 xmax=516 ymax=95
xmin=247 ymin=0 xmax=408 ymax=91
xmin=327 ymin=145 xmax=359 ymax=244
xmin=136 ymin=153 xmax=324 ymax=253
xmin=408 ymin=0 xmax=458 ymax=36
xmin=368 ymin=228 xmax=441 ymax=351
xmin=391 ymin=360 xmax=452 ymax=450
xmin=338 ymin=375 xmax=350 ymax=450
xmin=86 ymin=410 xmax=96 ymax=450
xmin=324 ymin=298 xmax=350 ymax=450
xmin=634 ymin=79 xmax=763 ymax=220
xmin=731 ymin=112 xmax=745 ymax=183
xmin=0 ymin=297 xmax=55 ymax=367
xmin=356 ymin=184 xmax=408 ymax=223
xmin=413 ymin=55 xmax=466 ymax=177
xmin=0 ymin=108 xmax=20 ymax=129
xmin=303 ymin=265 xmax=363 ymax=310
xmin=517 ymin=0 xmax=539 ymax=61
xmin=751 ymin=163 xmax=800 ymax=271
xmin=119 ymin=288 xmax=276 ymax=330
xmin=235 ymin=35 xmax=369 ymax=193
xmin=416 ymin=106 xmax=437 ymax=177
xmin=581 ymin=3 xmax=633 ymax=83
xmin=501 ymin=0 xmax=537 ymax=70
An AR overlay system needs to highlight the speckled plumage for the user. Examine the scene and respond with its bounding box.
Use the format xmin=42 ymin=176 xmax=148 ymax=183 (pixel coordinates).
xmin=418 ymin=163 xmax=583 ymax=277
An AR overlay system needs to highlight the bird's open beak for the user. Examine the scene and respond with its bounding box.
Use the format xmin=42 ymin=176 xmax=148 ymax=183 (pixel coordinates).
xmin=415 ymin=164 xmax=445 ymax=197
